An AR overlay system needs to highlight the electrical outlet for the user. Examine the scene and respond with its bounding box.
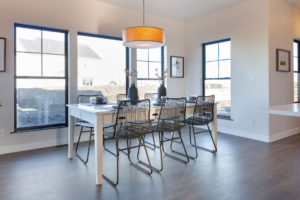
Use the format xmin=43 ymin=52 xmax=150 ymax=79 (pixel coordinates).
xmin=0 ymin=129 xmax=4 ymax=137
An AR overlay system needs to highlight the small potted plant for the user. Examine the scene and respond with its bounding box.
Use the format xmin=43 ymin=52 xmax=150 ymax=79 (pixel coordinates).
xmin=125 ymin=68 xmax=139 ymax=101
xmin=155 ymin=68 xmax=168 ymax=102
xmin=0 ymin=101 xmax=2 ymax=108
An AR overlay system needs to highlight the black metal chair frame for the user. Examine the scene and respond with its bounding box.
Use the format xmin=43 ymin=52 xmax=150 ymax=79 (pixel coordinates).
xmin=75 ymin=94 xmax=114 ymax=164
xmin=116 ymin=94 xmax=127 ymax=102
xmin=102 ymin=99 xmax=153 ymax=186
xmin=187 ymin=95 xmax=217 ymax=159
xmin=141 ymin=97 xmax=189 ymax=172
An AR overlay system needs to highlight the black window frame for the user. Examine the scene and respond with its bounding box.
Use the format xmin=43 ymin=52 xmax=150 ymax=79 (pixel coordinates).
xmin=14 ymin=23 xmax=69 ymax=132
xmin=136 ymin=47 xmax=165 ymax=82
xmin=294 ymin=39 xmax=300 ymax=103
xmin=202 ymin=38 xmax=231 ymax=120
xmin=77 ymin=31 xmax=129 ymax=95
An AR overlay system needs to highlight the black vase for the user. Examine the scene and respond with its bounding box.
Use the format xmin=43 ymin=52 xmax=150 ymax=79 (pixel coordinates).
xmin=128 ymin=83 xmax=139 ymax=101
xmin=157 ymin=84 xmax=167 ymax=103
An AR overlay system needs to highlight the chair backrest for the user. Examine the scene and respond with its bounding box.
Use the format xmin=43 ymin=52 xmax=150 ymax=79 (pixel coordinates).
xmin=144 ymin=93 xmax=157 ymax=100
xmin=193 ymin=95 xmax=215 ymax=123
xmin=114 ymin=99 xmax=151 ymax=139
xmin=77 ymin=94 xmax=103 ymax=104
xmin=157 ymin=98 xmax=186 ymax=131
xmin=76 ymin=94 xmax=103 ymax=124
xmin=116 ymin=94 xmax=127 ymax=102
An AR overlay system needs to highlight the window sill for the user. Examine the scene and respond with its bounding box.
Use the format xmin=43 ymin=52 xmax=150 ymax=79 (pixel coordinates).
xmin=217 ymin=115 xmax=233 ymax=121
xmin=11 ymin=125 xmax=68 ymax=134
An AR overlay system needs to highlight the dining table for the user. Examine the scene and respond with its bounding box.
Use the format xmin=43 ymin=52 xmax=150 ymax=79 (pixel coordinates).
xmin=67 ymin=101 xmax=218 ymax=186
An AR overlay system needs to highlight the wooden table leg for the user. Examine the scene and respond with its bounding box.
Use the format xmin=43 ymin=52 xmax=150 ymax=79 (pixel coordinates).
xmin=94 ymin=114 xmax=104 ymax=186
xmin=68 ymin=111 xmax=75 ymax=159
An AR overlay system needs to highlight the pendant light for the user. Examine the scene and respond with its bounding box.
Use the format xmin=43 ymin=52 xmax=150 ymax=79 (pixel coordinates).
xmin=122 ymin=0 xmax=165 ymax=49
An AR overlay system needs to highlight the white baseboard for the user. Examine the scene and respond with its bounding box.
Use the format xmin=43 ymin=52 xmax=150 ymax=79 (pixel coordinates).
xmin=1 ymin=126 xmax=300 ymax=155
xmin=194 ymin=125 xmax=269 ymax=142
xmin=0 ymin=139 xmax=67 ymax=155
xmin=0 ymin=135 xmax=91 ymax=155
xmin=218 ymin=127 xmax=269 ymax=142
xmin=269 ymin=127 xmax=300 ymax=142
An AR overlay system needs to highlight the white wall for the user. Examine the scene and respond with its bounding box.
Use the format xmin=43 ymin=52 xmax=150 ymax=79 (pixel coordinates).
xmin=268 ymin=0 xmax=300 ymax=141
xmin=186 ymin=0 xmax=300 ymax=142
xmin=294 ymin=7 xmax=300 ymax=38
xmin=186 ymin=0 xmax=270 ymax=141
xmin=0 ymin=0 xmax=187 ymax=154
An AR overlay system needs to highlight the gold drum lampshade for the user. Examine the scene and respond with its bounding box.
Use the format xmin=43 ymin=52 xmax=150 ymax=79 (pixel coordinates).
xmin=122 ymin=26 xmax=165 ymax=49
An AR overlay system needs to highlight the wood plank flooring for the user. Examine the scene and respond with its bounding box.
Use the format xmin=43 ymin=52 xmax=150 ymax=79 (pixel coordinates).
xmin=1 ymin=128 xmax=300 ymax=200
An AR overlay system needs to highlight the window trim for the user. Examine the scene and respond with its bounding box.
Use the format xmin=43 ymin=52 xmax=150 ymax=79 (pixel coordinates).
xmin=202 ymin=38 xmax=231 ymax=119
xmin=14 ymin=23 xmax=69 ymax=132
xmin=294 ymin=39 xmax=300 ymax=103
xmin=136 ymin=47 xmax=165 ymax=81
xmin=77 ymin=31 xmax=129 ymax=96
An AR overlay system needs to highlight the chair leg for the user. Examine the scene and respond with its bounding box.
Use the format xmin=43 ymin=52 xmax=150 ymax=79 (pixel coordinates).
xmin=191 ymin=124 xmax=217 ymax=153
xmin=136 ymin=136 xmax=153 ymax=174
xmin=208 ymin=124 xmax=217 ymax=152
xmin=159 ymin=132 xmax=164 ymax=172
xmin=167 ymin=130 xmax=190 ymax=162
xmin=103 ymin=139 xmax=119 ymax=186
xmin=178 ymin=129 xmax=189 ymax=163
xmin=144 ymin=132 xmax=157 ymax=150
xmin=139 ymin=132 xmax=164 ymax=173
xmin=126 ymin=137 xmax=132 ymax=161
xmin=104 ymin=138 xmax=118 ymax=156
xmin=76 ymin=126 xmax=93 ymax=164
xmin=192 ymin=125 xmax=198 ymax=159
xmin=161 ymin=132 xmax=165 ymax=153
xmin=85 ymin=127 xmax=93 ymax=164
xmin=125 ymin=137 xmax=152 ymax=175
xmin=170 ymin=131 xmax=181 ymax=145
xmin=75 ymin=126 xmax=83 ymax=154
xmin=189 ymin=125 xmax=193 ymax=145
xmin=142 ymin=136 xmax=153 ymax=173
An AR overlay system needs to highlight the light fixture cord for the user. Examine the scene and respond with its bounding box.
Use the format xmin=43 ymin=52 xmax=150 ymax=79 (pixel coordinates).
xmin=143 ymin=0 xmax=145 ymax=26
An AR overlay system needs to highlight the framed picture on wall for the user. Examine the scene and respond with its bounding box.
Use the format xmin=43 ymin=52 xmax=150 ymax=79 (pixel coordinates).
xmin=0 ymin=37 xmax=6 ymax=72
xmin=170 ymin=56 xmax=184 ymax=78
xmin=276 ymin=49 xmax=290 ymax=72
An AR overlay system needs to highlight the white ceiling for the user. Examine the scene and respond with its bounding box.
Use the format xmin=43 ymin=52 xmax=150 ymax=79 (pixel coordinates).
xmin=284 ymin=0 xmax=300 ymax=8
xmin=95 ymin=0 xmax=249 ymax=20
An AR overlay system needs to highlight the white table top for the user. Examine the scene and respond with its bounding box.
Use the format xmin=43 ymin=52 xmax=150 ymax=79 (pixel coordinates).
xmin=67 ymin=102 xmax=196 ymax=114
xmin=262 ymin=103 xmax=300 ymax=117
xmin=67 ymin=103 xmax=117 ymax=114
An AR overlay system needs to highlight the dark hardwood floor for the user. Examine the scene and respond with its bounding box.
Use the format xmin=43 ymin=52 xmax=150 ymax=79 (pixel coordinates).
xmin=1 ymin=128 xmax=300 ymax=200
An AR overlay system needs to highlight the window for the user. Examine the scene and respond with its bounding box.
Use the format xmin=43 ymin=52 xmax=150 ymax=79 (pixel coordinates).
xmin=77 ymin=33 xmax=126 ymax=102
xmin=294 ymin=40 xmax=300 ymax=102
xmin=15 ymin=24 xmax=68 ymax=131
xmin=136 ymin=48 xmax=164 ymax=98
xmin=203 ymin=39 xmax=231 ymax=119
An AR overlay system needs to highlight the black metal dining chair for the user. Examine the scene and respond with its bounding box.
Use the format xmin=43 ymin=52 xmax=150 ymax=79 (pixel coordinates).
xmin=75 ymin=94 xmax=113 ymax=164
xmin=75 ymin=94 xmax=101 ymax=164
xmin=102 ymin=99 xmax=152 ymax=186
xmin=185 ymin=95 xmax=216 ymax=158
xmin=143 ymin=97 xmax=189 ymax=172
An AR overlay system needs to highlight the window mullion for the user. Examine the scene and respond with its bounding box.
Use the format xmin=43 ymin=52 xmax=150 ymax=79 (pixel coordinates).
xmin=218 ymin=43 xmax=220 ymax=78
xmin=41 ymin=30 xmax=43 ymax=77
xmin=298 ymin=41 xmax=300 ymax=72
